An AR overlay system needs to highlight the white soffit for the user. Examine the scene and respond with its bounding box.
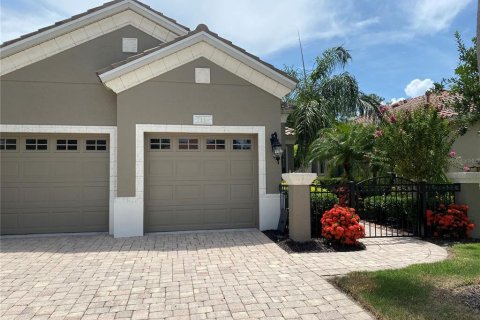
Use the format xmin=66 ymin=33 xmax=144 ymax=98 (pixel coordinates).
xmin=0 ymin=0 xmax=189 ymax=76
xmin=99 ymin=32 xmax=296 ymax=98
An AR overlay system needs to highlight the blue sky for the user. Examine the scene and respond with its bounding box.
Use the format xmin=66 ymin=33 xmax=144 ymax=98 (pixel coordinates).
xmin=1 ymin=0 xmax=477 ymax=103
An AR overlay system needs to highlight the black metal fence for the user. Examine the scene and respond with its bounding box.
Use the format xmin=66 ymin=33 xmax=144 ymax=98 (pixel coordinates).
xmin=280 ymin=175 xmax=461 ymax=238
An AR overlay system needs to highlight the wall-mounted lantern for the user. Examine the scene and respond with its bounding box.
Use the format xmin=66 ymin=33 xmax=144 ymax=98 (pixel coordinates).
xmin=270 ymin=132 xmax=284 ymax=164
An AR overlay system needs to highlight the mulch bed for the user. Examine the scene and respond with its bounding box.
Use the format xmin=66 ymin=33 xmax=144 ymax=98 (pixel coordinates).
xmin=262 ymin=230 xmax=365 ymax=254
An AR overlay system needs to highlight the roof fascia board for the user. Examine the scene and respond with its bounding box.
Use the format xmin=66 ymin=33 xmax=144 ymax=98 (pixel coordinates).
xmin=99 ymin=32 xmax=296 ymax=89
xmin=0 ymin=0 xmax=188 ymax=58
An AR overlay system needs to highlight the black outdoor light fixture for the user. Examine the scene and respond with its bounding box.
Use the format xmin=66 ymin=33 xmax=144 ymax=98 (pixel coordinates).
xmin=270 ymin=132 xmax=283 ymax=164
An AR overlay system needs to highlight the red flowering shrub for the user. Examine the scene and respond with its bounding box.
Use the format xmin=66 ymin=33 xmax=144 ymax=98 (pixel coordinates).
xmin=321 ymin=205 xmax=365 ymax=245
xmin=426 ymin=204 xmax=475 ymax=238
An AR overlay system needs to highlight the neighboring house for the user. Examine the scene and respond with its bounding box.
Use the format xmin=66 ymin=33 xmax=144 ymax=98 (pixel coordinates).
xmin=0 ymin=0 xmax=297 ymax=237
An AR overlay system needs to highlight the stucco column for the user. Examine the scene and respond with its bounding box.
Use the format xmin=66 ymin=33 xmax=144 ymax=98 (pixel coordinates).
xmin=282 ymin=173 xmax=317 ymax=242
xmin=447 ymin=172 xmax=480 ymax=239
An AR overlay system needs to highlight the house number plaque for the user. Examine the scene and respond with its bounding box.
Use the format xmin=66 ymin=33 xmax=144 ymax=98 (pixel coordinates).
xmin=193 ymin=115 xmax=213 ymax=125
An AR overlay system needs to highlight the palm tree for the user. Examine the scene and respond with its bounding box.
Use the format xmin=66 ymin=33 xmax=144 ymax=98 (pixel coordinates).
xmin=285 ymin=46 xmax=382 ymax=170
xmin=308 ymin=123 xmax=375 ymax=181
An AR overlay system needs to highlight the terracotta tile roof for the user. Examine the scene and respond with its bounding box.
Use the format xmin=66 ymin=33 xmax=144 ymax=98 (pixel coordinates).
xmin=356 ymin=91 xmax=458 ymax=123
xmin=0 ymin=0 xmax=190 ymax=48
xmin=97 ymin=24 xmax=298 ymax=83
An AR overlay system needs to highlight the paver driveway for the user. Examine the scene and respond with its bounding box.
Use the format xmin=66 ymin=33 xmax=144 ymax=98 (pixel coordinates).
xmin=0 ymin=230 xmax=447 ymax=320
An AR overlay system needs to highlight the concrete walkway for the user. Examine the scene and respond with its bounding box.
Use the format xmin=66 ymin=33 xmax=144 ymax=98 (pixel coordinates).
xmin=0 ymin=230 xmax=447 ymax=320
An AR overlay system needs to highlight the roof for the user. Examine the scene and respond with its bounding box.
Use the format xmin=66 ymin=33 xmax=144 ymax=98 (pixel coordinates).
xmin=357 ymin=91 xmax=458 ymax=124
xmin=0 ymin=0 xmax=189 ymax=49
xmin=98 ymin=24 xmax=297 ymax=84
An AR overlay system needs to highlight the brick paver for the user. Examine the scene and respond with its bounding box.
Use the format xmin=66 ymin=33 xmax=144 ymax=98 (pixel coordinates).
xmin=0 ymin=230 xmax=447 ymax=319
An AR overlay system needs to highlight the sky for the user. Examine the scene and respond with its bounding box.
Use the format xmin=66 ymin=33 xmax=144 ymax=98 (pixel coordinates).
xmin=0 ymin=0 xmax=477 ymax=103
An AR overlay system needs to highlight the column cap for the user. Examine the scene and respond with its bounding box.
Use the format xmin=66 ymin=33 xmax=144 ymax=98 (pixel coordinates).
xmin=282 ymin=173 xmax=317 ymax=185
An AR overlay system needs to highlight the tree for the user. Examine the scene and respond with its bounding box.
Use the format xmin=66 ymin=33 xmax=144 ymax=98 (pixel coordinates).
xmin=374 ymin=106 xmax=456 ymax=182
xmin=477 ymin=0 xmax=479 ymax=75
xmin=309 ymin=123 xmax=375 ymax=181
xmin=284 ymin=46 xmax=382 ymax=170
xmin=440 ymin=33 xmax=480 ymax=124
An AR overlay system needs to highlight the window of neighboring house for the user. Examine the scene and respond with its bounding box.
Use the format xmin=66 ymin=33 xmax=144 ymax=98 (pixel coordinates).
xmin=206 ymin=139 xmax=225 ymax=150
xmin=233 ymin=139 xmax=252 ymax=150
xmin=178 ymin=138 xmax=199 ymax=150
xmin=86 ymin=139 xmax=107 ymax=151
xmin=0 ymin=138 xmax=17 ymax=150
xmin=26 ymin=139 xmax=48 ymax=150
xmin=150 ymin=138 xmax=171 ymax=150
xmin=56 ymin=139 xmax=77 ymax=151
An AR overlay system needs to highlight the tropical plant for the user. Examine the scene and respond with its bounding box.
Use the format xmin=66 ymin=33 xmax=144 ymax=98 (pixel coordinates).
xmin=436 ymin=32 xmax=480 ymax=124
xmin=309 ymin=123 xmax=375 ymax=181
xmin=284 ymin=46 xmax=382 ymax=169
xmin=374 ymin=105 xmax=456 ymax=182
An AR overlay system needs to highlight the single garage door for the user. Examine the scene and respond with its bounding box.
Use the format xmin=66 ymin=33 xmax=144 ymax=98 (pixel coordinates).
xmin=0 ymin=133 xmax=109 ymax=235
xmin=145 ymin=134 xmax=258 ymax=232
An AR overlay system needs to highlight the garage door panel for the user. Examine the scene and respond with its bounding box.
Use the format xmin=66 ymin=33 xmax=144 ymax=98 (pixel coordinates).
xmin=204 ymin=184 xmax=228 ymax=199
xmin=0 ymin=134 xmax=109 ymax=235
xmin=204 ymin=160 xmax=228 ymax=176
xmin=149 ymin=160 xmax=174 ymax=177
xmin=174 ymin=185 xmax=202 ymax=199
xmin=22 ymin=187 xmax=51 ymax=203
xmin=231 ymin=208 xmax=255 ymax=224
xmin=230 ymin=160 xmax=254 ymax=176
xmin=1 ymin=160 xmax=19 ymax=180
xmin=81 ymin=161 xmax=109 ymax=179
xmin=1 ymin=187 xmax=19 ymax=203
xmin=148 ymin=185 xmax=174 ymax=200
xmin=176 ymin=160 xmax=202 ymax=177
xmin=145 ymin=134 xmax=258 ymax=232
xmin=23 ymin=160 xmax=51 ymax=178
xmin=83 ymin=186 xmax=109 ymax=201
xmin=203 ymin=209 xmax=230 ymax=224
xmin=231 ymin=184 xmax=254 ymax=200
xmin=51 ymin=186 xmax=82 ymax=202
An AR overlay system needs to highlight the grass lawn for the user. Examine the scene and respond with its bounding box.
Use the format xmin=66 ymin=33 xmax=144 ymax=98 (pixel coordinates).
xmin=334 ymin=243 xmax=480 ymax=320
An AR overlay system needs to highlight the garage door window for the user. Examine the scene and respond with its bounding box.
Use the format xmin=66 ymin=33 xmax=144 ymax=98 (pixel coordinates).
xmin=233 ymin=139 xmax=252 ymax=150
xmin=86 ymin=139 xmax=107 ymax=151
xmin=206 ymin=139 xmax=225 ymax=150
xmin=179 ymin=138 xmax=198 ymax=150
xmin=26 ymin=139 xmax=48 ymax=150
xmin=150 ymin=138 xmax=171 ymax=150
xmin=0 ymin=138 xmax=16 ymax=150
xmin=57 ymin=139 xmax=78 ymax=151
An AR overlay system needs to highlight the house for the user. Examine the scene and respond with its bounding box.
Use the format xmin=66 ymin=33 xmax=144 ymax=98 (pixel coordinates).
xmin=0 ymin=0 xmax=297 ymax=237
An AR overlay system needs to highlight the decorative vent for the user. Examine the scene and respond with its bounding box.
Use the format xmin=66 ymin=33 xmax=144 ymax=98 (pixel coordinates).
xmin=122 ymin=38 xmax=138 ymax=53
xmin=195 ymin=68 xmax=210 ymax=84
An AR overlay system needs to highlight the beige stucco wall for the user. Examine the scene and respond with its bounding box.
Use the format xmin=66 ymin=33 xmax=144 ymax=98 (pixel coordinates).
xmin=117 ymin=57 xmax=282 ymax=197
xmin=0 ymin=26 xmax=160 ymax=126
xmin=450 ymin=121 xmax=480 ymax=172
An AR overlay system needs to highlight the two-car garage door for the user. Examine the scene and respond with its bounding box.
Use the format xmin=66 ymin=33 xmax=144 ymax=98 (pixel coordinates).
xmin=1 ymin=132 xmax=259 ymax=235
xmin=145 ymin=134 xmax=258 ymax=232
xmin=1 ymin=134 xmax=109 ymax=235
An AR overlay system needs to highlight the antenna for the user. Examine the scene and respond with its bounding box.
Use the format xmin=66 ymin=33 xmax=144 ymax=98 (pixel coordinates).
xmin=298 ymin=31 xmax=307 ymax=82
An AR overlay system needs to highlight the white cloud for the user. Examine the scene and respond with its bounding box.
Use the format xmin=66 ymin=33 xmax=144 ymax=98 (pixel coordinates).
xmin=389 ymin=97 xmax=406 ymax=104
xmin=0 ymin=0 xmax=378 ymax=56
xmin=403 ymin=0 xmax=472 ymax=34
xmin=404 ymin=79 xmax=434 ymax=97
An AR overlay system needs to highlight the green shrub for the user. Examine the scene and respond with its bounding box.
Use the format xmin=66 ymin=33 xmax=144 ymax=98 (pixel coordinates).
xmin=363 ymin=194 xmax=417 ymax=226
xmin=311 ymin=187 xmax=339 ymax=214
